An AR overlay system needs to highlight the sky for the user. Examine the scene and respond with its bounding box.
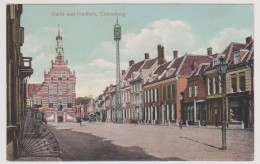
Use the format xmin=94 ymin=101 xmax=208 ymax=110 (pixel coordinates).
xmin=20 ymin=4 xmax=254 ymax=98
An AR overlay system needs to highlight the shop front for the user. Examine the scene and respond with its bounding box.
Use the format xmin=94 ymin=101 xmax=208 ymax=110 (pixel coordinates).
xmin=227 ymin=92 xmax=250 ymax=128
xmin=206 ymin=95 xmax=222 ymax=126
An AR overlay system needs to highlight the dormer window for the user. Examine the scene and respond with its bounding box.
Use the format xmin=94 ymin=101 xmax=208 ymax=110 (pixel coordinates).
xmin=149 ymin=74 xmax=152 ymax=82
xmin=166 ymin=68 xmax=170 ymax=77
xmin=213 ymin=56 xmax=218 ymax=66
xmin=234 ymin=51 xmax=241 ymax=64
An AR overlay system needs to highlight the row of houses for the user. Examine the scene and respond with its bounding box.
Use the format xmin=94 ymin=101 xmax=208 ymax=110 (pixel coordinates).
xmin=84 ymin=36 xmax=254 ymax=128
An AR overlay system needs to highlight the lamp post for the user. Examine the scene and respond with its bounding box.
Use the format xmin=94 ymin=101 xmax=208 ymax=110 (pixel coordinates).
xmin=179 ymin=93 xmax=183 ymax=129
xmin=79 ymin=101 xmax=82 ymax=126
xmin=215 ymin=55 xmax=228 ymax=150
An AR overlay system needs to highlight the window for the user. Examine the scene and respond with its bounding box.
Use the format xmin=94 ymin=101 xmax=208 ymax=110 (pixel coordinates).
xmin=48 ymin=83 xmax=53 ymax=94
xmin=58 ymin=84 xmax=62 ymax=94
xmin=213 ymin=56 xmax=218 ymax=66
xmin=67 ymin=72 xmax=69 ymax=81
xmin=166 ymin=68 xmax=169 ymax=77
xmin=162 ymin=86 xmax=166 ymax=100
xmin=144 ymin=90 xmax=147 ymax=103
xmin=152 ymin=89 xmax=155 ymax=102
xmin=67 ymin=83 xmax=72 ymax=94
xmin=151 ymin=89 xmax=154 ymax=102
xmin=234 ymin=51 xmax=241 ymax=64
xmin=58 ymin=72 xmax=62 ymax=81
xmin=239 ymin=72 xmax=245 ymax=91
xmin=189 ymin=86 xmax=193 ymax=97
xmin=208 ymin=78 xmax=213 ymax=95
xmin=231 ymin=74 xmax=237 ymax=92
xmin=37 ymin=98 xmax=42 ymax=107
xmin=195 ymin=85 xmax=198 ymax=97
xmin=214 ymin=76 xmax=219 ymax=94
xmin=50 ymin=71 xmax=53 ymax=81
xmin=48 ymin=97 xmax=53 ymax=108
xmin=167 ymin=85 xmax=171 ymax=100
xmin=154 ymin=89 xmax=157 ymax=102
xmin=67 ymin=97 xmax=72 ymax=108
xmin=171 ymin=84 xmax=175 ymax=99
xmin=148 ymin=90 xmax=150 ymax=103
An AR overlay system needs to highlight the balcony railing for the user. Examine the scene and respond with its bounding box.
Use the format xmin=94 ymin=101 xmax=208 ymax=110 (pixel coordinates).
xmin=20 ymin=57 xmax=33 ymax=78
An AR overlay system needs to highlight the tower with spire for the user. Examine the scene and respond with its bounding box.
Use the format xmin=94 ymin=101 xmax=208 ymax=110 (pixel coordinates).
xmin=56 ymin=24 xmax=64 ymax=57
xmin=27 ymin=25 xmax=76 ymax=123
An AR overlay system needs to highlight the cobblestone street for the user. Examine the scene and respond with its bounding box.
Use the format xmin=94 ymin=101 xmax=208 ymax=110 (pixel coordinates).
xmin=49 ymin=122 xmax=254 ymax=161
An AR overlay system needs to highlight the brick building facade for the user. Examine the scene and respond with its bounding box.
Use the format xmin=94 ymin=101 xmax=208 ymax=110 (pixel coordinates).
xmin=27 ymin=26 xmax=76 ymax=123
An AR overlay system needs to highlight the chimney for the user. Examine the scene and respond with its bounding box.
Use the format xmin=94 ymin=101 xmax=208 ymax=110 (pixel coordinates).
xmin=145 ymin=53 xmax=149 ymax=59
xmin=207 ymin=47 xmax=212 ymax=56
xmin=173 ymin=51 xmax=178 ymax=58
xmin=246 ymin=36 xmax=252 ymax=44
xmin=129 ymin=60 xmax=135 ymax=66
xmin=122 ymin=70 xmax=126 ymax=76
xmin=157 ymin=44 xmax=165 ymax=65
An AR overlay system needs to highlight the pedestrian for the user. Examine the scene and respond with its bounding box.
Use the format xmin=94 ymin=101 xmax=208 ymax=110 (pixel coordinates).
xmin=79 ymin=117 xmax=82 ymax=126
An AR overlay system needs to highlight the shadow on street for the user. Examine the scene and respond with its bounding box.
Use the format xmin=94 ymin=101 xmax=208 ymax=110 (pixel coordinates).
xmin=49 ymin=125 xmax=184 ymax=161
xmin=179 ymin=136 xmax=219 ymax=149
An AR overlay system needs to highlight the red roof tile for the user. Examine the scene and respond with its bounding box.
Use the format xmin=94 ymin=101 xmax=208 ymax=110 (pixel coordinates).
xmin=124 ymin=60 xmax=145 ymax=80
xmin=28 ymin=83 xmax=42 ymax=97
xmin=178 ymin=55 xmax=212 ymax=77
xmin=189 ymin=63 xmax=210 ymax=78
xmin=154 ymin=61 xmax=171 ymax=76
xmin=142 ymin=58 xmax=157 ymax=69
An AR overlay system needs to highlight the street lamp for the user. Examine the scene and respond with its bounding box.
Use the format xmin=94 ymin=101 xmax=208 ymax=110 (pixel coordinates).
xmin=79 ymin=101 xmax=82 ymax=126
xmin=215 ymin=55 xmax=228 ymax=150
xmin=179 ymin=93 xmax=183 ymax=129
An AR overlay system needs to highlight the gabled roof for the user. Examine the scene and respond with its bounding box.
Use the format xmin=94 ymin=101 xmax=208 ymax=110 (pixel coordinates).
xmin=225 ymin=42 xmax=247 ymax=64
xmin=124 ymin=60 xmax=145 ymax=80
xmin=144 ymin=54 xmax=212 ymax=85
xmin=153 ymin=61 xmax=171 ymax=76
xmin=28 ymin=83 xmax=43 ymax=97
xmin=189 ymin=63 xmax=210 ymax=78
xmin=177 ymin=55 xmax=212 ymax=77
xmin=142 ymin=58 xmax=157 ymax=69
xmin=76 ymin=97 xmax=92 ymax=105
xmin=206 ymin=38 xmax=254 ymax=71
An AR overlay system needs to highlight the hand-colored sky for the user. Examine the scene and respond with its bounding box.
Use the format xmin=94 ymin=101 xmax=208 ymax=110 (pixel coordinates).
xmin=21 ymin=4 xmax=253 ymax=97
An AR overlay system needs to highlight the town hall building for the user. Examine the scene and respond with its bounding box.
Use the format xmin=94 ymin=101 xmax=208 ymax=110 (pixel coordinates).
xmin=27 ymin=25 xmax=76 ymax=123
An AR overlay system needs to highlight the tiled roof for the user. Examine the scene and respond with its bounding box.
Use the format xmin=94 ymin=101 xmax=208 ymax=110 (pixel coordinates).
xmin=142 ymin=58 xmax=157 ymax=69
xmin=242 ymin=40 xmax=254 ymax=62
xmin=28 ymin=83 xmax=42 ymax=97
xmin=124 ymin=60 xmax=145 ymax=80
xmin=189 ymin=63 xmax=210 ymax=78
xmin=206 ymin=39 xmax=254 ymax=71
xmin=76 ymin=97 xmax=92 ymax=105
xmin=178 ymin=55 xmax=212 ymax=77
xmin=225 ymin=43 xmax=247 ymax=64
xmin=154 ymin=61 xmax=171 ymax=76
xmin=145 ymin=54 xmax=211 ymax=85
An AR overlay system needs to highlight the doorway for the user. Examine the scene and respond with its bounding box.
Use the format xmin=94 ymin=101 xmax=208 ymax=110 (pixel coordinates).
xmin=58 ymin=116 xmax=63 ymax=123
